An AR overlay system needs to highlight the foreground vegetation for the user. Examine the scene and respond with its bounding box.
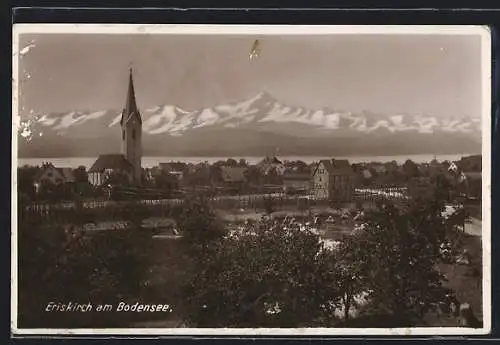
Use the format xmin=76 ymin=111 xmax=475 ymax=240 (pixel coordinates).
xmin=17 ymin=182 xmax=481 ymax=328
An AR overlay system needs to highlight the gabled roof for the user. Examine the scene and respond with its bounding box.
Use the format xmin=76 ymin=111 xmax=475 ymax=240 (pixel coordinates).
xmin=314 ymin=159 xmax=353 ymax=175
xmin=89 ymin=154 xmax=133 ymax=173
xmin=220 ymin=166 xmax=247 ymax=183
xmin=120 ymin=68 xmax=142 ymax=126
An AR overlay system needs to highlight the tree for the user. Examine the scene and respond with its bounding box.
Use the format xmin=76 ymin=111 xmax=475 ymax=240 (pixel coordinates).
xmin=333 ymin=233 xmax=368 ymax=321
xmin=402 ymin=159 xmax=420 ymax=179
xmin=263 ymin=197 xmax=276 ymax=215
xmin=353 ymin=198 xmax=464 ymax=322
xmin=226 ymin=158 xmax=238 ymax=167
xmin=18 ymin=166 xmax=39 ymax=201
xmin=73 ymin=165 xmax=88 ymax=183
xmin=72 ymin=165 xmax=92 ymax=198
xmin=244 ymin=166 xmax=263 ymax=189
xmin=153 ymin=170 xmax=178 ymax=196
xmin=208 ymin=165 xmax=223 ymax=186
xmin=177 ymin=196 xmax=227 ymax=250
xmin=182 ymin=225 xmax=340 ymax=327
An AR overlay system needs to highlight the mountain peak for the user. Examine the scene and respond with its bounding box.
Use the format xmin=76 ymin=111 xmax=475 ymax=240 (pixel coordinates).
xmin=245 ymin=90 xmax=275 ymax=104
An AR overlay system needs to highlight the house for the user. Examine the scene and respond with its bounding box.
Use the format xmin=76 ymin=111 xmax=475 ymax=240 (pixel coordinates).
xmin=34 ymin=163 xmax=75 ymax=191
xmin=88 ymin=154 xmax=134 ymax=186
xmin=283 ymin=171 xmax=311 ymax=195
xmin=311 ymin=159 xmax=355 ymax=202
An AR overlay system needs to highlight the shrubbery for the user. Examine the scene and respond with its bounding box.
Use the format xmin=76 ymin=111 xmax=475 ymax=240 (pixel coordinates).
xmin=17 ymin=203 xmax=152 ymax=328
xmin=17 ymin=184 xmax=471 ymax=328
xmin=180 ymin=194 xmax=469 ymax=327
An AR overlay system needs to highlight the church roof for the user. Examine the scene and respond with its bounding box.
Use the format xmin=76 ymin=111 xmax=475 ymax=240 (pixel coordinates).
xmin=120 ymin=68 xmax=142 ymax=126
xmin=89 ymin=154 xmax=133 ymax=173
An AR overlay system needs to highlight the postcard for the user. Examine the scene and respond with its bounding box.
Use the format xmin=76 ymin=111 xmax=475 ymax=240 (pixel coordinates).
xmin=11 ymin=24 xmax=491 ymax=336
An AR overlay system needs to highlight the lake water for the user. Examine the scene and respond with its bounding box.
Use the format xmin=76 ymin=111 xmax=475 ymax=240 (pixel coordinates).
xmin=18 ymin=153 xmax=476 ymax=169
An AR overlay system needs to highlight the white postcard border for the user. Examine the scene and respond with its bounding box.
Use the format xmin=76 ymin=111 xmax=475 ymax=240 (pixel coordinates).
xmin=11 ymin=23 xmax=492 ymax=336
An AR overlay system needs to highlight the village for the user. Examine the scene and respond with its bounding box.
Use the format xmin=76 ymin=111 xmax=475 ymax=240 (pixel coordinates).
xmin=18 ymin=153 xmax=481 ymax=206
xmin=17 ymin=68 xmax=484 ymax=329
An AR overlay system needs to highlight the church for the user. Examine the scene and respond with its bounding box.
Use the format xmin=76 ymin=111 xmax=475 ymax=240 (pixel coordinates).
xmin=88 ymin=68 xmax=143 ymax=186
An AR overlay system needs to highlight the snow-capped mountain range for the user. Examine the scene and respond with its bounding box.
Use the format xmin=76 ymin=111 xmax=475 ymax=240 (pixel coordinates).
xmin=19 ymin=92 xmax=481 ymax=157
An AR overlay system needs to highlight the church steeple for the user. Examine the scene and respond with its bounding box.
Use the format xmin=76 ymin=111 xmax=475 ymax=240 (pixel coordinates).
xmin=120 ymin=66 xmax=143 ymax=185
xmin=120 ymin=67 xmax=142 ymax=126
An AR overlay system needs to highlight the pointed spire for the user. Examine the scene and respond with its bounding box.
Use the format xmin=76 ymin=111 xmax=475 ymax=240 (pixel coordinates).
xmin=121 ymin=67 xmax=141 ymax=126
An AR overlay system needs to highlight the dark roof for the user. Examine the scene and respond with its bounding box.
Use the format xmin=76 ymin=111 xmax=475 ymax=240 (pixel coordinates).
xmin=220 ymin=166 xmax=247 ymax=183
xmin=89 ymin=154 xmax=133 ymax=173
xmin=120 ymin=68 xmax=142 ymax=126
xmin=314 ymin=159 xmax=353 ymax=175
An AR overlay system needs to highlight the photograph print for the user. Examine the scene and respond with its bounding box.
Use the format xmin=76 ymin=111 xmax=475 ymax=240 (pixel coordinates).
xmin=12 ymin=24 xmax=491 ymax=336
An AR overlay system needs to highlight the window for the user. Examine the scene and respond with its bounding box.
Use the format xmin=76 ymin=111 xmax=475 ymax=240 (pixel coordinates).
xmin=122 ymin=130 xmax=125 ymax=141
xmin=132 ymin=129 xmax=136 ymax=140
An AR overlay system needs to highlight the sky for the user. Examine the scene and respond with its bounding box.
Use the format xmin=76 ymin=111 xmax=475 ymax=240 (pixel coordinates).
xmin=17 ymin=32 xmax=483 ymax=118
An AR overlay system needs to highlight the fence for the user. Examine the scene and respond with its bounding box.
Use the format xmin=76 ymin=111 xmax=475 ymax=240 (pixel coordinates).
xmin=21 ymin=185 xmax=410 ymax=223
xmin=21 ymin=194 xmax=319 ymax=221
